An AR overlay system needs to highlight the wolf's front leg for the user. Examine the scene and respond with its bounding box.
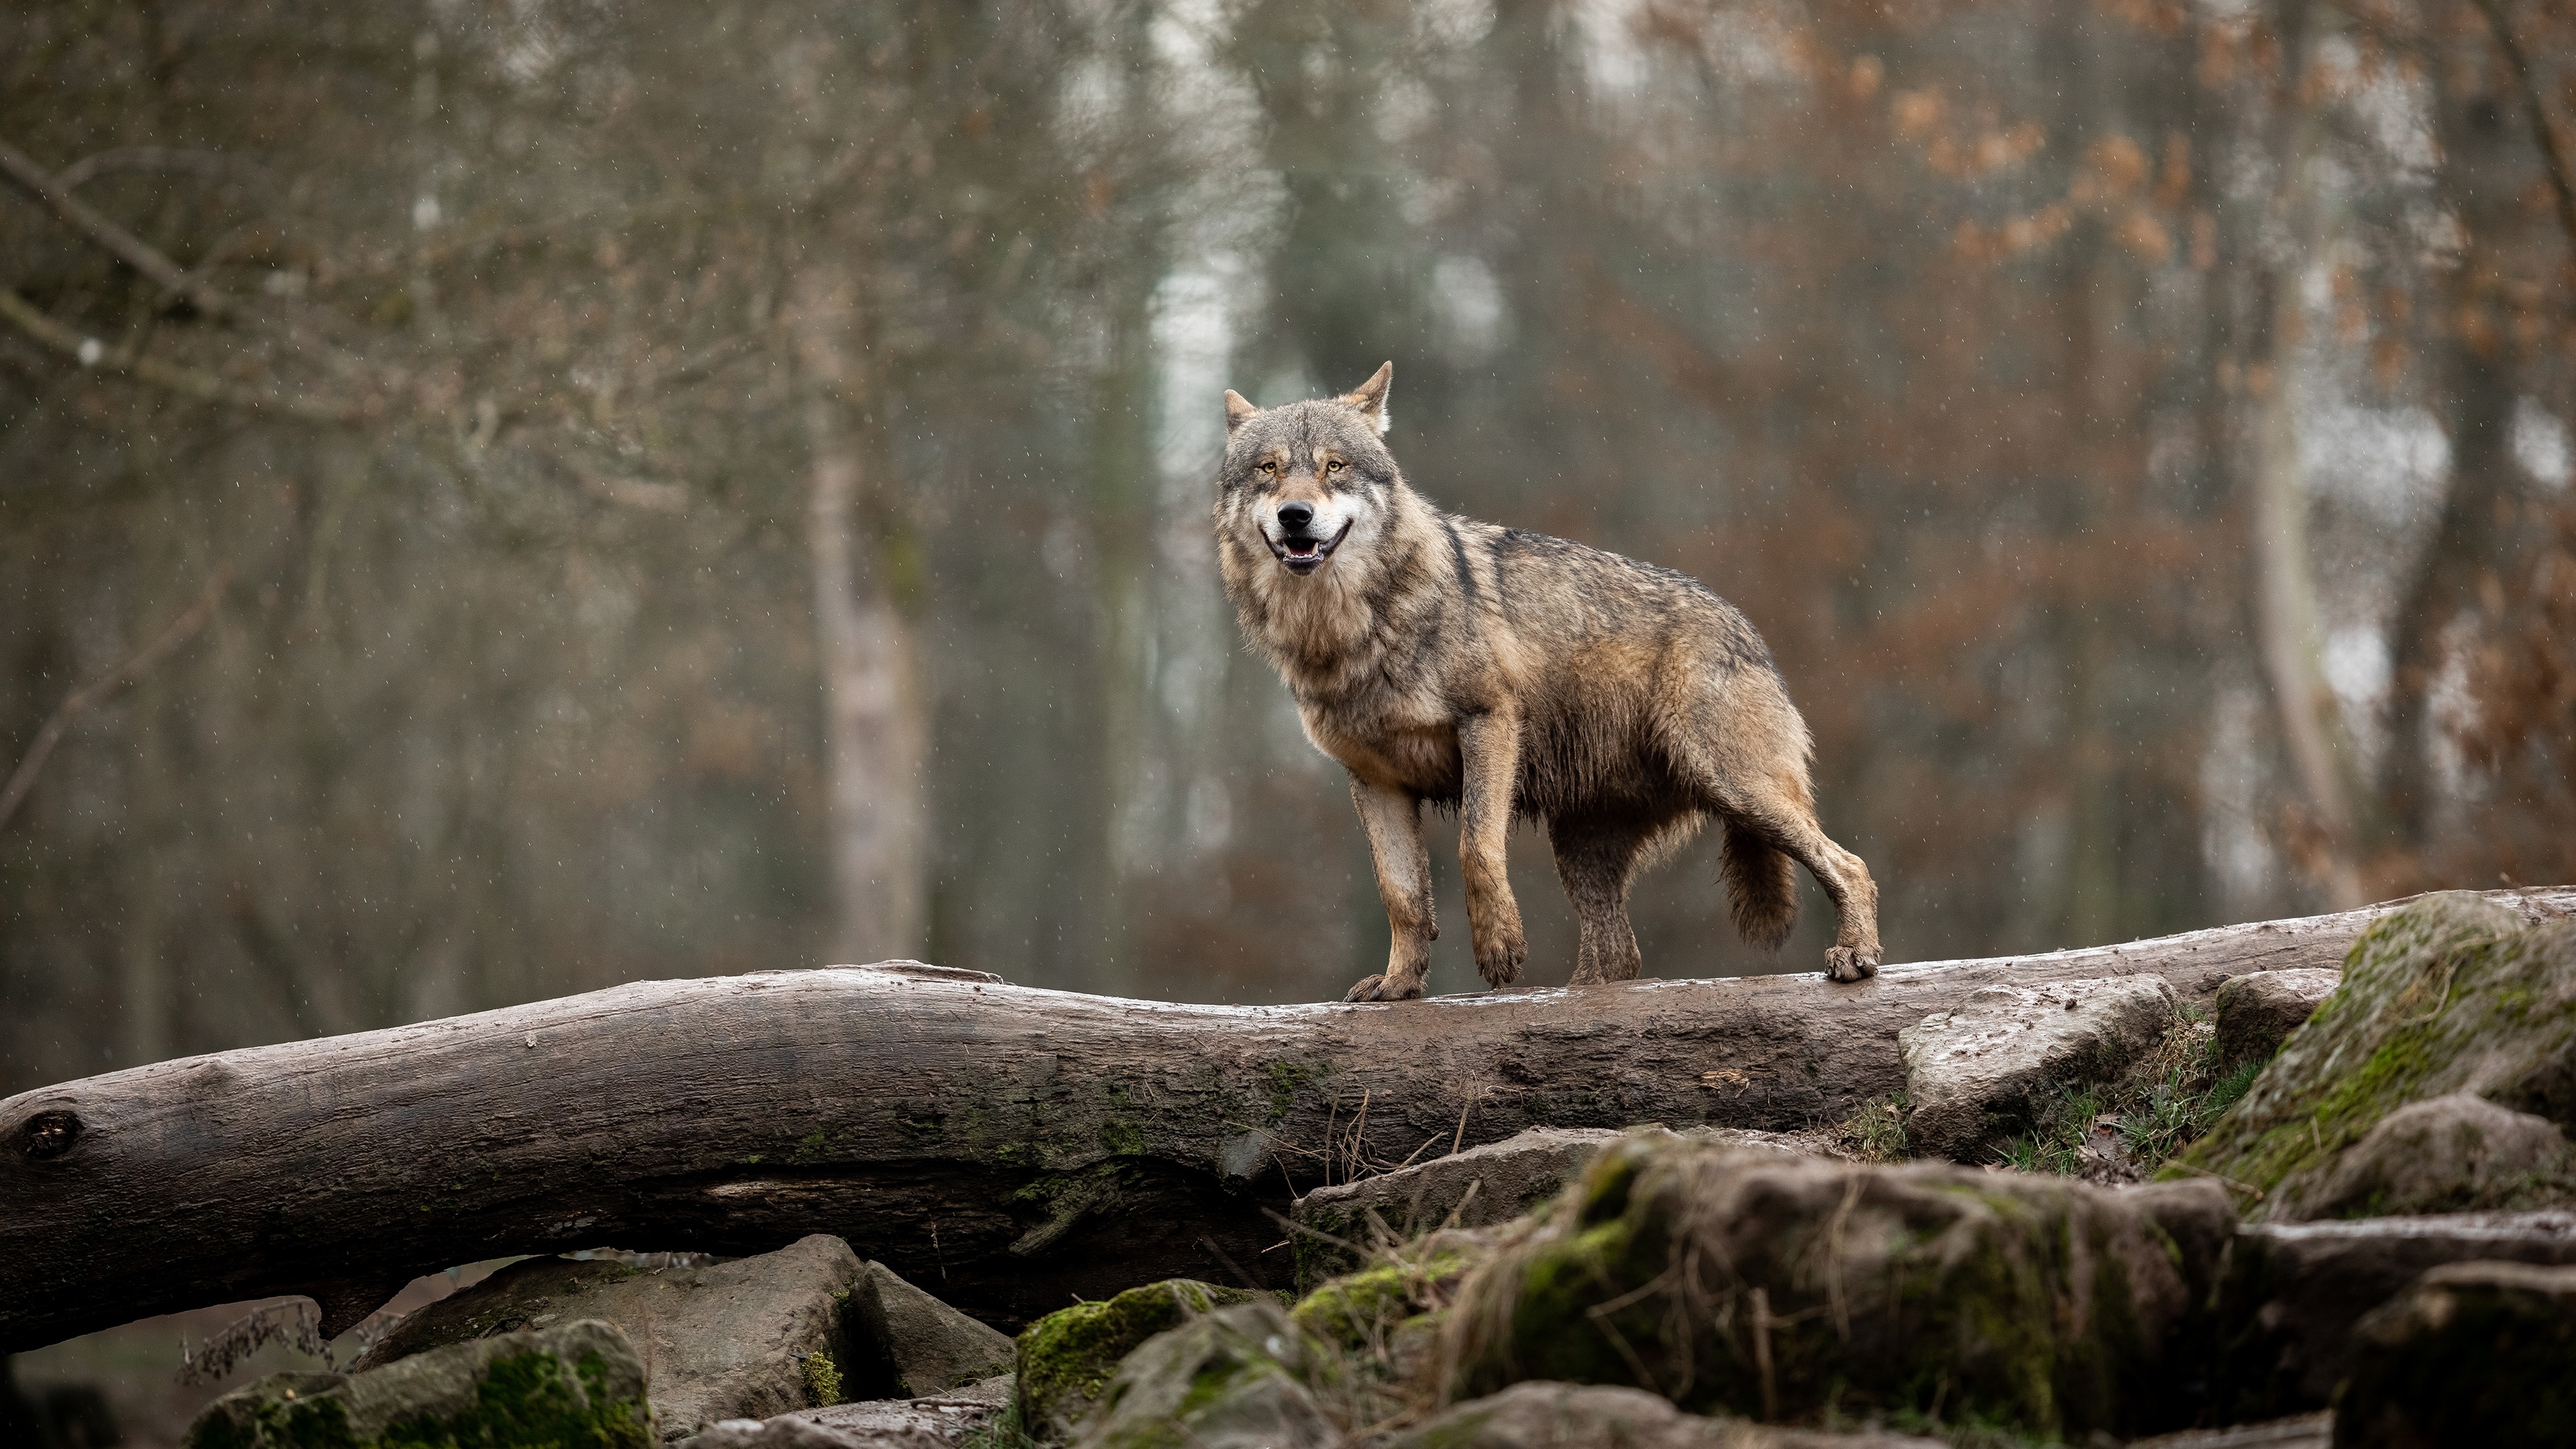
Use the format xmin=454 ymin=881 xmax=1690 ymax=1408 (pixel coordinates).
xmin=1345 ymin=777 xmax=1436 ymax=1002
xmin=1456 ymin=710 xmax=1527 ymax=988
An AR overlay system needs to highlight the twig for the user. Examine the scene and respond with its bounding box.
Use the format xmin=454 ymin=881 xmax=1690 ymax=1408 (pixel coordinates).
xmin=0 ymin=291 xmax=358 ymax=423
xmin=1749 ymin=1285 xmax=1778 ymax=1421
xmin=53 ymin=146 xmax=244 ymax=193
xmin=0 ymin=135 xmax=248 ymax=322
xmin=0 ymin=568 xmax=229 ymax=834
xmin=1196 ymin=1234 xmax=1265 ymax=1293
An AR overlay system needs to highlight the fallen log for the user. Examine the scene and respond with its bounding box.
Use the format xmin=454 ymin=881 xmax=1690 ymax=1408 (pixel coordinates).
xmin=3 ymin=888 xmax=2569 ymax=1351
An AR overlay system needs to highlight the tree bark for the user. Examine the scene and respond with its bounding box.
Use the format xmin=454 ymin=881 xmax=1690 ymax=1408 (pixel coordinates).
xmin=2 ymin=888 xmax=2569 ymax=1352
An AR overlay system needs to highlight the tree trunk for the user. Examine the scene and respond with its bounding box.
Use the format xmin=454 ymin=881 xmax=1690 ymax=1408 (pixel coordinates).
xmin=2380 ymin=35 xmax=2528 ymax=849
xmin=794 ymin=270 xmax=927 ymax=965
xmin=3 ymin=888 xmax=2569 ymax=1351
xmin=2249 ymin=0 xmax=2365 ymax=909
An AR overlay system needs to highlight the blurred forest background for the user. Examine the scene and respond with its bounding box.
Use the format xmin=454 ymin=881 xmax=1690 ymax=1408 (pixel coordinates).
xmin=5 ymin=0 xmax=2573 ymax=1099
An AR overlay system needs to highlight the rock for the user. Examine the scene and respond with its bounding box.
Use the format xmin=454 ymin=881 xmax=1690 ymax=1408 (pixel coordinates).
xmin=1293 ymin=1128 xmax=1618 ymax=1290
xmin=1385 ymin=1381 xmax=1947 ymax=1447
xmin=847 ymin=1261 xmax=1016 ymax=1397
xmin=1441 ymin=1132 xmax=2235 ymax=1442
xmin=1014 ymin=1279 xmax=1267 ymax=1444
xmin=352 ymin=1234 xmax=868 ymax=1442
xmin=1291 ymin=1226 xmax=1489 ymax=1350
xmin=2212 ymin=969 xmax=2341 ymax=1065
xmin=2298 ymin=1092 xmax=2575 ymax=1219
xmin=184 ymin=1319 xmax=651 ymax=1448
xmin=2180 ymin=894 xmax=2576 ymax=1219
xmin=2124 ymin=1413 xmax=2330 ymax=1448
xmin=2333 ymin=1260 xmax=2576 ymax=1448
xmin=2206 ymin=1210 xmax=2576 ymax=1417
xmin=1898 ymin=973 xmax=2180 ymax=1161
xmin=1069 ymin=1300 xmax=1338 ymax=1449
xmin=679 ymin=1375 xmax=1011 ymax=1448
xmin=1294 ymin=1126 xmax=1843 ymax=1291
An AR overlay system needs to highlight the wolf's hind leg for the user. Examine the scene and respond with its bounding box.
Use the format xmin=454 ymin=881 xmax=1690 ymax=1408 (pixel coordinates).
xmin=1664 ymin=696 xmax=1881 ymax=982
xmin=1346 ymin=776 xmax=1436 ymax=1002
xmin=1744 ymin=800 xmax=1880 ymax=982
xmin=1550 ymin=814 xmax=1652 ymax=984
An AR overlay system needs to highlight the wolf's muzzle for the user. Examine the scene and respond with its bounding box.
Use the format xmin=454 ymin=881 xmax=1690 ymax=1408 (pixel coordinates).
xmin=1268 ymin=519 xmax=1352 ymax=576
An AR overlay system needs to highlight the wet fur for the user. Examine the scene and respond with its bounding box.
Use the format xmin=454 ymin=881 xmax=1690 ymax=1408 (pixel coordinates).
xmin=1216 ymin=365 xmax=1882 ymax=1000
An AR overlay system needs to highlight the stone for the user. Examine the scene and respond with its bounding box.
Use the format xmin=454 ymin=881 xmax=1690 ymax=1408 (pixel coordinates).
xmin=1385 ymin=1381 xmax=1946 ymax=1447
xmin=1441 ymin=1132 xmax=2235 ymax=1442
xmin=1294 ymin=1126 xmax=1843 ymax=1291
xmin=1293 ymin=1128 xmax=1618 ymax=1291
xmin=1898 ymin=973 xmax=2180 ymax=1161
xmin=184 ymin=1319 xmax=651 ymax=1448
xmin=678 ymin=1374 xmax=1011 ymax=1448
xmin=2298 ymin=1091 xmax=2575 ymax=1219
xmin=2206 ymin=1210 xmax=2576 ymax=1417
xmin=2333 ymin=1260 xmax=2576 ymax=1448
xmin=352 ymin=1234 xmax=869 ymax=1442
xmin=2179 ymin=894 xmax=2576 ymax=1220
xmin=847 ymin=1261 xmax=1016 ymax=1398
xmin=1069 ymin=1301 xmax=1338 ymax=1449
xmin=1013 ymin=1279 xmax=1267 ymax=1444
xmin=2211 ymin=969 xmax=2341 ymax=1065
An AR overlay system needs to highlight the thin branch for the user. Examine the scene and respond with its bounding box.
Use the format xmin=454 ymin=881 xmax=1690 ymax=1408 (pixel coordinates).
xmin=0 ymin=290 xmax=360 ymax=423
xmin=0 ymin=568 xmax=231 ymax=835
xmin=52 ymin=146 xmax=243 ymax=193
xmin=2469 ymin=0 xmax=2576 ymax=266
xmin=0 ymin=136 xmax=248 ymax=323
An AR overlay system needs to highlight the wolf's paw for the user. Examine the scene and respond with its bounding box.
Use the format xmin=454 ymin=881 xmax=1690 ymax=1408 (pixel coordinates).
xmin=1823 ymin=946 xmax=1881 ymax=983
xmin=1344 ymin=973 xmax=1425 ymax=1003
xmin=1474 ymin=930 xmax=1526 ymax=988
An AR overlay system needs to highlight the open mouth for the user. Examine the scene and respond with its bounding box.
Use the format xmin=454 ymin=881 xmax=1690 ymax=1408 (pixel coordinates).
xmin=1267 ymin=520 xmax=1352 ymax=576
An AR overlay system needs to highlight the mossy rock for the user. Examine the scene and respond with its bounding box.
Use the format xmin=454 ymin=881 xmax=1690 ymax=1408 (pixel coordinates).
xmin=184 ymin=1319 xmax=651 ymax=1448
xmin=1069 ymin=1301 xmax=1340 ymax=1449
xmin=1439 ymin=1133 xmax=2235 ymax=1442
xmin=347 ymin=1234 xmax=867 ymax=1439
xmin=1291 ymin=1248 xmax=1475 ymax=1352
xmin=1014 ymin=1279 xmax=1265 ymax=1444
xmin=1290 ymin=1128 xmax=1619 ymax=1291
xmin=2172 ymin=893 xmax=2576 ymax=1219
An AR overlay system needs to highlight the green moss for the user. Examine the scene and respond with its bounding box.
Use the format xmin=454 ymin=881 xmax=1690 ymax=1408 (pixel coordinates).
xmin=2179 ymin=894 xmax=2576 ymax=1210
xmin=1289 ymin=1251 xmax=1469 ymax=1350
xmin=790 ymin=1129 xmax=833 ymax=1164
xmin=801 ymin=1349 xmax=845 ymax=1407
xmin=1097 ymin=1119 xmax=1144 ymax=1156
xmin=1012 ymin=1279 xmax=1261 ymax=1439
xmin=1261 ymin=1061 xmax=1328 ymax=1122
xmin=185 ymin=1339 xmax=651 ymax=1449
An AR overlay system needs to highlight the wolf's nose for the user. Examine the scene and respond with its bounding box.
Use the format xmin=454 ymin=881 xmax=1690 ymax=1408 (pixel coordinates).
xmin=1277 ymin=501 xmax=1314 ymax=531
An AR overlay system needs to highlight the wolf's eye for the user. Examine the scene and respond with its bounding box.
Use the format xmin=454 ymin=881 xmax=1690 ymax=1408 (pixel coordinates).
xmin=1327 ymin=460 xmax=1345 ymax=473
xmin=1258 ymin=461 xmax=1277 ymax=473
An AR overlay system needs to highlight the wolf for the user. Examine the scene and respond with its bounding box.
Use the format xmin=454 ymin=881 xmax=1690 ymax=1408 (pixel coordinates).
xmin=1214 ymin=363 xmax=1882 ymax=1001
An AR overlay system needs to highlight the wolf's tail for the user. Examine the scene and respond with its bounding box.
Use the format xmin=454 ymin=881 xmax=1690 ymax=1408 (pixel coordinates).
xmin=1721 ymin=818 xmax=1800 ymax=951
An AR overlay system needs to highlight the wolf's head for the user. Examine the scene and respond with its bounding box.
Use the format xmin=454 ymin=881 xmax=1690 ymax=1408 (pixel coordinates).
xmin=1214 ymin=363 xmax=1402 ymax=580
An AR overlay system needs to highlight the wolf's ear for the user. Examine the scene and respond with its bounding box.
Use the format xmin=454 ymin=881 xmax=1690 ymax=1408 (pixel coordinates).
xmin=1224 ymin=390 xmax=1259 ymax=435
xmin=1340 ymin=362 xmax=1393 ymax=436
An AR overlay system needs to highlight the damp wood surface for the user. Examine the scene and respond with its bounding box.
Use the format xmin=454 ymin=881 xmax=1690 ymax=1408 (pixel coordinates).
xmin=2 ymin=886 xmax=2570 ymax=1352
